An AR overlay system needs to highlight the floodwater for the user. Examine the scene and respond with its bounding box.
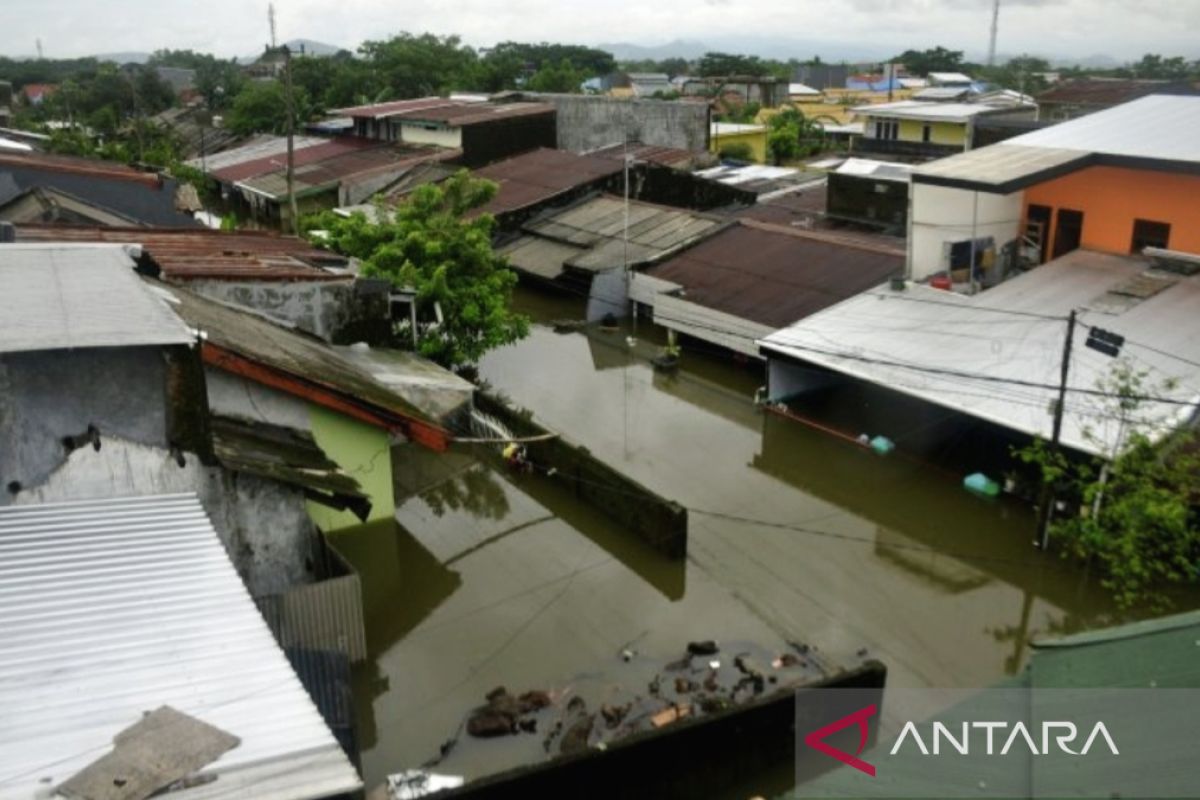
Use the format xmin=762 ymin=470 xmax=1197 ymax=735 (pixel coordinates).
xmin=333 ymin=286 xmax=1182 ymax=796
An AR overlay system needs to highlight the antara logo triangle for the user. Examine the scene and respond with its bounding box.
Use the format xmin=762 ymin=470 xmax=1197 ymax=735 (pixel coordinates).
xmin=803 ymin=703 xmax=878 ymax=777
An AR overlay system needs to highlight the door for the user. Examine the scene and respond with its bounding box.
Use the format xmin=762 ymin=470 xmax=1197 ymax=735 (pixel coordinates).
xmin=1026 ymin=204 xmax=1052 ymax=264
xmin=1052 ymin=208 xmax=1084 ymax=259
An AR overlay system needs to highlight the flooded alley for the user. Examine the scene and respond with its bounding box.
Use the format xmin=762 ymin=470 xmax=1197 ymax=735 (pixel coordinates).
xmin=329 ymin=286 xmax=1156 ymax=793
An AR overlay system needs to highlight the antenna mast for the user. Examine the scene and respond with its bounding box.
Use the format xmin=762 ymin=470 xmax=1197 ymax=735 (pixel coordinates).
xmin=268 ymin=3 xmax=277 ymax=49
xmin=987 ymin=0 xmax=1001 ymax=67
xmin=36 ymin=38 xmax=44 ymax=59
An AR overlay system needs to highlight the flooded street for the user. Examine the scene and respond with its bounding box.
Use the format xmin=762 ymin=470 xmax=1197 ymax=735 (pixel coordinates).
xmin=336 ymin=286 xmax=1162 ymax=794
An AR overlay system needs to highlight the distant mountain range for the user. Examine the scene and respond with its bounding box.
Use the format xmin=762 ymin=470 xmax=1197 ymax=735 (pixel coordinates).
xmin=599 ymin=38 xmax=1124 ymax=70
xmin=94 ymin=51 xmax=151 ymax=64
xmin=236 ymin=38 xmax=345 ymax=63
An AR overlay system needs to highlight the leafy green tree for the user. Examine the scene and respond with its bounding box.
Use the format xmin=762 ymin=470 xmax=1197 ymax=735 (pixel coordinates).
xmin=304 ymin=171 xmax=529 ymax=368
xmin=359 ymin=33 xmax=481 ymax=98
xmin=698 ymin=52 xmax=770 ymax=77
xmin=224 ymin=80 xmax=311 ymax=135
xmin=1126 ymin=53 xmax=1192 ymax=81
xmin=980 ymin=55 xmax=1052 ymax=94
xmin=195 ymin=58 xmax=245 ymax=110
xmin=766 ymin=107 xmax=824 ymax=164
xmin=892 ymin=46 xmax=965 ymax=76
xmin=526 ymin=58 xmax=584 ymax=93
xmin=1015 ymin=361 xmax=1200 ymax=611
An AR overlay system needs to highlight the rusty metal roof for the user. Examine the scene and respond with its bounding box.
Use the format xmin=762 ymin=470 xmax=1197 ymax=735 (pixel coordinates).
xmin=0 ymin=150 xmax=162 ymax=187
xmin=15 ymin=224 xmax=350 ymax=281
xmin=588 ymin=142 xmax=701 ymax=169
xmin=209 ymin=137 xmax=380 ymax=183
xmin=333 ymin=97 xmax=554 ymax=126
xmin=237 ymin=144 xmax=454 ymax=201
xmin=472 ymin=147 xmax=623 ymax=216
xmin=1038 ymin=78 xmax=1200 ymax=107
xmin=645 ymin=219 xmax=905 ymax=328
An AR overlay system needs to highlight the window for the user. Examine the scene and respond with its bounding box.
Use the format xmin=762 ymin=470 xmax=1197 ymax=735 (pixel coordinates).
xmin=874 ymin=118 xmax=899 ymax=140
xmin=1131 ymin=219 xmax=1171 ymax=254
xmin=922 ymin=124 xmax=932 ymax=143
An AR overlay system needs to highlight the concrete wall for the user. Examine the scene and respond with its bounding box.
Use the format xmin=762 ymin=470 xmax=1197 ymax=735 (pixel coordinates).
xmin=0 ymin=347 xmax=170 ymax=497
xmin=183 ymin=278 xmax=392 ymax=345
xmin=307 ymin=405 xmax=396 ymax=532
xmin=475 ymin=392 xmax=687 ymax=558
xmin=909 ymin=182 xmax=1023 ymax=281
xmin=533 ymin=94 xmax=710 ymax=154
xmin=11 ymin=435 xmax=319 ymax=597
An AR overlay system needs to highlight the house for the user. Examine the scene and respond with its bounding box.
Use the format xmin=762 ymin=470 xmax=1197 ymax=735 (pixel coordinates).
xmin=825 ymin=157 xmax=913 ymax=231
xmin=19 ymin=82 xmax=57 ymax=105
xmin=154 ymin=65 xmax=197 ymax=100
xmin=758 ymin=248 xmax=1200 ymax=459
xmin=794 ymin=64 xmax=850 ymax=91
xmin=851 ymin=99 xmax=1037 ymax=158
xmin=1037 ymin=77 xmax=1200 ymax=122
xmin=926 ymin=71 xmax=974 ymax=87
xmin=0 ymin=185 xmax=161 ymax=225
xmin=682 ymin=76 xmax=791 ymax=108
xmin=907 ymin=94 xmax=1200 ymax=283
xmin=788 ymin=82 xmax=822 ymax=100
xmin=332 ymin=97 xmax=556 ymax=167
xmin=625 ymin=72 xmax=674 ymax=98
xmin=629 ymin=219 xmax=904 ymax=357
xmin=0 ymin=494 xmax=362 ymax=800
xmin=710 ymin=122 xmax=769 ymax=163
xmin=0 ymin=150 xmax=201 ymax=226
xmin=496 ymin=193 xmax=724 ymax=319
xmin=185 ymin=134 xmax=457 ymax=225
xmin=14 ymin=224 xmax=390 ymax=343
xmin=334 ymin=145 xmax=746 ymax=234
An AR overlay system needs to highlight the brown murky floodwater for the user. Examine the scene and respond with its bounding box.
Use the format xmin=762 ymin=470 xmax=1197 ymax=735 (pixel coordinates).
xmin=333 ymin=286 xmax=1186 ymax=796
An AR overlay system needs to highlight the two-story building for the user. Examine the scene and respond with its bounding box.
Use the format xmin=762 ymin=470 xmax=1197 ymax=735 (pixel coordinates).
xmin=907 ymin=94 xmax=1200 ymax=282
xmin=852 ymin=99 xmax=1038 ymax=159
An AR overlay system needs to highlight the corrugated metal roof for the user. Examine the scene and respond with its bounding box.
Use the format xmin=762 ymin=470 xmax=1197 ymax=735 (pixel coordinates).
xmin=185 ymin=135 xmax=323 ymax=174
xmin=498 ymin=235 xmax=586 ymax=279
xmin=912 ymin=143 xmax=1092 ymax=191
xmin=854 ymin=100 xmax=1013 ymax=122
xmin=523 ymin=195 xmax=724 ymax=273
xmin=472 ymin=147 xmax=623 ymax=216
xmin=208 ymin=138 xmax=379 ymax=184
xmin=236 ymin=144 xmax=451 ymax=201
xmin=0 ymin=493 xmax=362 ymax=800
xmin=1037 ymin=78 xmax=1200 ymax=108
xmin=644 ymin=219 xmax=904 ymax=328
xmin=759 ymin=248 xmax=1200 ymax=458
xmin=1005 ymin=94 xmax=1200 ymax=164
xmin=333 ymin=97 xmax=554 ymax=126
xmin=588 ymin=142 xmax=700 ymax=169
xmin=0 ymin=244 xmax=194 ymax=354
xmin=0 ymin=151 xmax=161 ymax=186
xmin=14 ymin=225 xmax=349 ymax=281
xmin=835 ymin=157 xmax=913 ymax=182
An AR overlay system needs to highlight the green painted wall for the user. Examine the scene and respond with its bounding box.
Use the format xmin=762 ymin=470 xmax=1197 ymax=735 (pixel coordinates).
xmin=306 ymin=404 xmax=395 ymax=532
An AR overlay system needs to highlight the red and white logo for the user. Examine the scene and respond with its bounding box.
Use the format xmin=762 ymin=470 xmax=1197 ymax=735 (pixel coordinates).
xmin=804 ymin=703 xmax=878 ymax=777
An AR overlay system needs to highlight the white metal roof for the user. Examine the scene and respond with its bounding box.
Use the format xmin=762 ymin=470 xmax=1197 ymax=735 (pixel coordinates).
xmin=183 ymin=135 xmax=326 ymax=172
xmin=835 ymin=157 xmax=913 ymax=182
xmin=0 ymin=136 xmax=33 ymax=152
xmin=927 ymin=72 xmax=974 ymax=85
xmin=853 ymin=100 xmax=1007 ymax=123
xmin=711 ymin=122 xmax=767 ymax=134
xmin=0 ymin=244 xmax=194 ymax=354
xmin=759 ymin=249 xmax=1200 ymax=458
xmin=0 ymin=493 xmax=362 ymax=800
xmin=912 ymin=143 xmax=1092 ymax=190
xmin=789 ymin=82 xmax=821 ymax=96
xmin=696 ymin=163 xmax=798 ymax=184
xmin=1005 ymin=94 xmax=1200 ymax=165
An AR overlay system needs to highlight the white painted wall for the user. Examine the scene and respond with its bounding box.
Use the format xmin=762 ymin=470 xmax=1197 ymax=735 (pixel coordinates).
xmin=909 ymin=183 xmax=1024 ymax=281
xmin=399 ymin=123 xmax=462 ymax=149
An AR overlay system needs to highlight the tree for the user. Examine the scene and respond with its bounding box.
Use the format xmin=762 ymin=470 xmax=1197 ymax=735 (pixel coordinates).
xmin=698 ymin=52 xmax=770 ymax=77
xmin=766 ymin=108 xmax=825 ymax=164
xmin=892 ymin=46 xmax=965 ymax=76
xmin=1015 ymin=361 xmax=1200 ymax=611
xmin=195 ymin=58 xmax=245 ymax=110
xmin=1126 ymin=53 xmax=1192 ymax=81
xmin=224 ymin=80 xmax=311 ymax=135
xmin=303 ymin=171 xmax=529 ymax=368
xmin=526 ymin=58 xmax=584 ymax=93
xmin=358 ymin=33 xmax=481 ymax=99
xmin=981 ymin=55 xmax=1052 ymax=94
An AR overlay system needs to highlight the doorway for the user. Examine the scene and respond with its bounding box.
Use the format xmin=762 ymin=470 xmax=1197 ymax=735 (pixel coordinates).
xmin=1025 ymin=204 xmax=1052 ymax=264
xmin=1052 ymin=208 xmax=1084 ymax=259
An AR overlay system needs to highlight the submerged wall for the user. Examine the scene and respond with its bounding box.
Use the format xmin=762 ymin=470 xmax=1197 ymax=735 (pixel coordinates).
xmin=308 ymin=404 xmax=396 ymax=532
xmin=475 ymin=392 xmax=687 ymax=558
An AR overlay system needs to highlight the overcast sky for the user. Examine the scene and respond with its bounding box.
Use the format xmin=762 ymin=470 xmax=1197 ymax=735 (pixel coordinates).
xmin=2 ymin=0 xmax=1198 ymax=63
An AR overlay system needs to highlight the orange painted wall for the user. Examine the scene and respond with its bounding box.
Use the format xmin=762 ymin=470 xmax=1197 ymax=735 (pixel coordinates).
xmin=1023 ymin=166 xmax=1200 ymax=257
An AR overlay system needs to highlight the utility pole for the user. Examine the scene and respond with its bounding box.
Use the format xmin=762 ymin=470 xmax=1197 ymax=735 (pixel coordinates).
xmin=282 ymin=43 xmax=299 ymax=234
xmin=35 ymin=38 xmax=44 ymax=60
xmin=987 ymin=0 xmax=1002 ymax=67
xmin=1036 ymin=309 xmax=1076 ymax=549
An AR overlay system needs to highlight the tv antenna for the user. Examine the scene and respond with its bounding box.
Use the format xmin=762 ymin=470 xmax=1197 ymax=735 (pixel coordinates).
xmin=987 ymin=0 xmax=1001 ymax=67
xmin=268 ymin=3 xmax=277 ymax=49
